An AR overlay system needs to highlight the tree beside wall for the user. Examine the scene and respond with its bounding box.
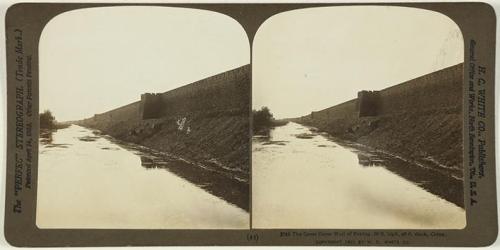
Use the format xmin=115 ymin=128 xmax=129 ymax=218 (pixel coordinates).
xmin=40 ymin=110 xmax=56 ymax=129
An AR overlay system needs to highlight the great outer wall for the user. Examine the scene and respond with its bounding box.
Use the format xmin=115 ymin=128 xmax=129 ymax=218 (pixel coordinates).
xmin=294 ymin=63 xmax=464 ymax=206
xmin=76 ymin=65 xmax=250 ymax=211
xmin=74 ymin=62 xmax=464 ymax=209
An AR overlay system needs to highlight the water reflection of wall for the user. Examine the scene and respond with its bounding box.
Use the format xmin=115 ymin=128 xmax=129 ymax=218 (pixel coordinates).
xmin=357 ymin=154 xmax=384 ymax=167
xmin=140 ymin=156 xmax=156 ymax=169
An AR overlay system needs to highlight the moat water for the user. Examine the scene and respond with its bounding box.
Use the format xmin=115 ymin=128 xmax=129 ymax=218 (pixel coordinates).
xmin=252 ymin=122 xmax=465 ymax=229
xmin=37 ymin=125 xmax=249 ymax=229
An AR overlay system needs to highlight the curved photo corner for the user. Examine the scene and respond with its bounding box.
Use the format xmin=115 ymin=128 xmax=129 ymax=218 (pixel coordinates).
xmin=251 ymin=5 xmax=466 ymax=230
xmin=36 ymin=6 xmax=251 ymax=229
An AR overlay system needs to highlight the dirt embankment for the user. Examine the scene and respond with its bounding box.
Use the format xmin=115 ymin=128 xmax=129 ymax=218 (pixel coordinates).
xmin=83 ymin=110 xmax=250 ymax=182
xmin=79 ymin=110 xmax=250 ymax=210
xmin=298 ymin=107 xmax=463 ymax=180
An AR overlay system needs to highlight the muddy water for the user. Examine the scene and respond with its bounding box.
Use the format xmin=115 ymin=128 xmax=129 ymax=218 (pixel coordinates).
xmin=37 ymin=125 xmax=248 ymax=229
xmin=252 ymin=122 xmax=465 ymax=229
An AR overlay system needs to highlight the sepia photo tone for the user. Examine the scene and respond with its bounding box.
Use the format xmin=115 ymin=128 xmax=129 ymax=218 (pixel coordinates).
xmin=252 ymin=6 xmax=466 ymax=229
xmin=37 ymin=6 xmax=250 ymax=229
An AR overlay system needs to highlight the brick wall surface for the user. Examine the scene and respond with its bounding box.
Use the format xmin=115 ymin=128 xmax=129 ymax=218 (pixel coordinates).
xmin=79 ymin=64 xmax=250 ymax=127
xmin=302 ymin=63 xmax=463 ymax=122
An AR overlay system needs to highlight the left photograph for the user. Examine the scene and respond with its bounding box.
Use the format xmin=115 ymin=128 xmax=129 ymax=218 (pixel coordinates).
xmin=37 ymin=6 xmax=250 ymax=229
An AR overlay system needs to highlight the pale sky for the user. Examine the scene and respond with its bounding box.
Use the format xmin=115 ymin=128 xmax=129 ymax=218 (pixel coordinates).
xmin=252 ymin=6 xmax=464 ymax=119
xmin=40 ymin=6 xmax=249 ymax=122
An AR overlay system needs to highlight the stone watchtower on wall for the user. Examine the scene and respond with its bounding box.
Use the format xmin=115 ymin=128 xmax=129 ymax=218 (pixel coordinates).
xmin=140 ymin=93 xmax=163 ymax=119
xmin=357 ymin=90 xmax=380 ymax=117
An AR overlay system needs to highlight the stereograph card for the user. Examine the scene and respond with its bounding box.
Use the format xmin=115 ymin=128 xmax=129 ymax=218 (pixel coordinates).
xmin=3 ymin=1 xmax=498 ymax=247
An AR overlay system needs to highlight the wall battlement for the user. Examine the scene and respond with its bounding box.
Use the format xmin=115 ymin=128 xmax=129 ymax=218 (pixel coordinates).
xmin=140 ymin=93 xmax=163 ymax=119
xmin=303 ymin=63 xmax=463 ymax=123
xmin=79 ymin=64 xmax=250 ymax=128
xmin=137 ymin=65 xmax=250 ymax=120
xmin=357 ymin=90 xmax=380 ymax=117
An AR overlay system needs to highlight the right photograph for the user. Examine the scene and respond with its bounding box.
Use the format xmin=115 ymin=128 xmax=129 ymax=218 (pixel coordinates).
xmin=252 ymin=6 xmax=466 ymax=229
